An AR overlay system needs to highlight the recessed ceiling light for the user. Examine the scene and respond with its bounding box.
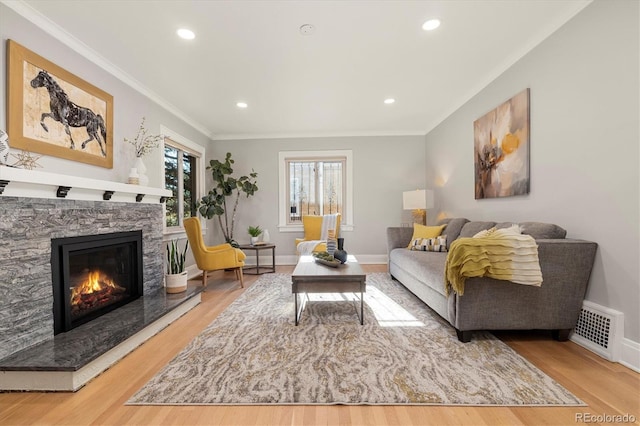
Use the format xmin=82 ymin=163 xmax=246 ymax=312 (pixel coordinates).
xmin=176 ymin=28 xmax=195 ymax=40
xmin=384 ymin=98 xmax=395 ymax=105
xmin=422 ymin=19 xmax=441 ymax=31
xmin=236 ymin=102 xmax=248 ymax=108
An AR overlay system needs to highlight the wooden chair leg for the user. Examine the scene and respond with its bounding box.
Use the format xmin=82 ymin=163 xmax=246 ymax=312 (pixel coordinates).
xmin=238 ymin=267 xmax=244 ymax=288
xmin=202 ymin=269 xmax=207 ymax=291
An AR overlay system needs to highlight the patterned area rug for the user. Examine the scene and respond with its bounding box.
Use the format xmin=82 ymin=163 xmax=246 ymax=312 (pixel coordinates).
xmin=128 ymin=273 xmax=583 ymax=406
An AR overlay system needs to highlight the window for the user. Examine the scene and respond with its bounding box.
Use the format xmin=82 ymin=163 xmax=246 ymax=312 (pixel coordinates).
xmin=278 ymin=150 xmax=353 ymax=231
xmin=161 ymin=127 xmax=205 ymax=232
xmin=287 ymin=159 xmax=344 ymax=223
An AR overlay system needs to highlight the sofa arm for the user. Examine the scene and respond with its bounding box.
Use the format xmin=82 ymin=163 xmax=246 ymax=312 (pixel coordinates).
xmin=451 ymin=238 xmax=598 ymax=333
xmin=387 ymin=227 xmax=414 ymax=257
xmin=536 ymin=238 xmax=598 ymax=305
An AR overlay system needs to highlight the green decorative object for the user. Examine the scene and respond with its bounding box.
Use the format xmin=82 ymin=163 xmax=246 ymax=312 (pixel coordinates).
xmin=166 ymin=239 xmax=189 ymax=275
xmin=198 ymin=152 xmax=258 ymax=247
xmin=165 ymin=239 xmax=189 ymax=294
xmin=247 ymin=225 xmax=262 ymax=237
xmin=248 ymin=225 xmax=262 ymax=245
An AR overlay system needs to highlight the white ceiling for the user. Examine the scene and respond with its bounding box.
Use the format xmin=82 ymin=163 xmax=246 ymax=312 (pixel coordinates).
xmin=13 ymin=0 xmax=591 ymax=140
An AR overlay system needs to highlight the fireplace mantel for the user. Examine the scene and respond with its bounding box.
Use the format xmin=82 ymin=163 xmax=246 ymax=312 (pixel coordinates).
xmin=0 ymin=166 xmax=171 ymax=203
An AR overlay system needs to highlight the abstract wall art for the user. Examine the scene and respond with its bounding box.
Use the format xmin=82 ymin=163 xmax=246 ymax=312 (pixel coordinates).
xmin=474 ymin=88 xmax=530 ymax=199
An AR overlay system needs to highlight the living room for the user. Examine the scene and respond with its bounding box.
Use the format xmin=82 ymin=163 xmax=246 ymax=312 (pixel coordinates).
xmin=0 ymin=0 xmax=638 ymax=424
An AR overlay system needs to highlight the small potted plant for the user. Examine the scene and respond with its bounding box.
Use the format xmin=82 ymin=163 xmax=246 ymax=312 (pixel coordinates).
xmin=247 ymin=225 xmax=262 ymax=245
xmin=165 ymin=239 xmax=189 ymax=293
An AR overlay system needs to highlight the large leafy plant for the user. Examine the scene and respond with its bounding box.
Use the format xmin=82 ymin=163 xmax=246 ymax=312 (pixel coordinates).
xmin=198 ymin=152 xmax=258 ymax=246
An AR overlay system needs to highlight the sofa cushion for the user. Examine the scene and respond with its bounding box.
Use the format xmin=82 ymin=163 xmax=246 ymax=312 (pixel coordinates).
xmin=474 ymin=224 xmax=522 ymax=238
xmin=407 ymin=224 xmax=445 ymax=248
xmin=389 ymin=248 xmax=448 ymax=296
xmin=495 ymin=222 xmax=515 ymax=229
xmin=437 ymin=217 xmax=469 ymax=249
xmin=409 ymin=235 xmax=447 ymax=252
xmin=520 ymin=222 xmax=567 ymax=239
xmin=459 ymin=221 xmax=496 ymax=238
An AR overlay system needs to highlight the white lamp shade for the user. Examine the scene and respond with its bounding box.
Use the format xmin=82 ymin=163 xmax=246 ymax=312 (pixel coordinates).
xmin=403 ymin=189 xmax=434 ymax=210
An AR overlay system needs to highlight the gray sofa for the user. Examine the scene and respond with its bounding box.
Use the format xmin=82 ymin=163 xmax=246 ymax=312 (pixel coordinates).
xmin=387 ymin=218 xmax=597 ymax=342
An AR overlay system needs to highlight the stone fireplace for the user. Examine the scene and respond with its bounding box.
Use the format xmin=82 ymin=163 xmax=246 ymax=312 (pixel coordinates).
xmin=0 ymin=196 xmax=165 ymax=361
xmin=0 ymin=168 xmax=202 ymax=391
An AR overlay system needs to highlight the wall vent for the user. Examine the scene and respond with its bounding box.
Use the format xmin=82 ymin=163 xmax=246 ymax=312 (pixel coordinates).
xmin=571 ymin=300 xmax=623 ymax=361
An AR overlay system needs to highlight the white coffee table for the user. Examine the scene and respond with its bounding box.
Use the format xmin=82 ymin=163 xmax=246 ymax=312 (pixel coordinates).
xmin=291 ymin=255 xmax=366 ymax=325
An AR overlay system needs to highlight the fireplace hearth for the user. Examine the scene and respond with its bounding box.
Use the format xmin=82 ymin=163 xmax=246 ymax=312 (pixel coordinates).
xmin=51 ymin=231 xmax=143 ymax=335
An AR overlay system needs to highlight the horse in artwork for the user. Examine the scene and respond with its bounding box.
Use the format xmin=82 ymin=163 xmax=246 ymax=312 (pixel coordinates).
xmin=30 ymin=70 xmax=107 ymax=157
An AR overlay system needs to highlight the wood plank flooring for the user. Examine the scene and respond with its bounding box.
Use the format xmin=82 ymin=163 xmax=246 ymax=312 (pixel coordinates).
xmin=1 ymin=265 xmax=638 ymax=426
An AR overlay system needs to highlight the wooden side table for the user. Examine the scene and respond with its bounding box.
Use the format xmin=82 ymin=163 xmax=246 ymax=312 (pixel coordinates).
xmin=238 ymin=243 xmax=276 ymax=275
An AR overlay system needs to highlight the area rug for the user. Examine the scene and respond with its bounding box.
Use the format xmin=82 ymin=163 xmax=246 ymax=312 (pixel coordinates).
xmin=127 ymin=272 xmax=583 ymax=406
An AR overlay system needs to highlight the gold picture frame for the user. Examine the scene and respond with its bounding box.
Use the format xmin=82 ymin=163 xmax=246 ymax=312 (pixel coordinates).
xmin=7 ymin=40 xmax=113 ymax=168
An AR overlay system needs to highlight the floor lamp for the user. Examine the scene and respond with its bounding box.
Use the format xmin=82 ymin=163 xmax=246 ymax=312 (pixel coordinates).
xmin=403 ymin=189 xmax=434 ymax=225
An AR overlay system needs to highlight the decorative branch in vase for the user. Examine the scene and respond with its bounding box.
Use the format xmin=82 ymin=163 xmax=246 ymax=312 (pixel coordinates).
xmin=124 ymin=117 xmax=162 ymax=186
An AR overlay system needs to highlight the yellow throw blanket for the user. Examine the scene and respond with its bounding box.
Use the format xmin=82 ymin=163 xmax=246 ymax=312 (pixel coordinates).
xmin=444 ymin=229 xmax=543 ymax=296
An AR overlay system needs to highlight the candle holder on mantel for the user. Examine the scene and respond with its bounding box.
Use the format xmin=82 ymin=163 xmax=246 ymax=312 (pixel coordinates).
xmin=127 ymin=167 xmax=139 ymax=185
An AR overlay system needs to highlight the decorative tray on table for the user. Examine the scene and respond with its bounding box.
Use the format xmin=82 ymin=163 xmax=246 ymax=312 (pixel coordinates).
xmin=312 ymin=252 xmax=342 ymax=268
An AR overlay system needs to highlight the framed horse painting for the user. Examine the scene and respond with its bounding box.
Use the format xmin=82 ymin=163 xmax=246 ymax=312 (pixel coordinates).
xmin=7 ymin=40 xmax=113 ymax=168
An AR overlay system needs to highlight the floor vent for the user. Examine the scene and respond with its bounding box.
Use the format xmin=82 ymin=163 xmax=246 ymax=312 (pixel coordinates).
xmin=571 ymin=300 xmax=623 ymax=361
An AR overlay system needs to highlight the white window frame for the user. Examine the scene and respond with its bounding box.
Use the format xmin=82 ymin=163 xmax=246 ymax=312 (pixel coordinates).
xmin=160 ymin=125 xmax=205 ymax=236
xmin=278 ymin=149 xmax=353 ymax=232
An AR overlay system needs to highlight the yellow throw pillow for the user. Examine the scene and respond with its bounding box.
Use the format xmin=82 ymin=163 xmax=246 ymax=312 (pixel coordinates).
xmin=407 ymin=224 xmax=446 ymax=248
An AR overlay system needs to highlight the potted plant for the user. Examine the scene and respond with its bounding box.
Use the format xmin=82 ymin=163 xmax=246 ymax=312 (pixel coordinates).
xmin=248 ymin=225 xmax=262 ymax=245
xmin=198 ymin=152 xmax=258 ymax=247
xmin=165 ymin=239 xmax=189 ymax=293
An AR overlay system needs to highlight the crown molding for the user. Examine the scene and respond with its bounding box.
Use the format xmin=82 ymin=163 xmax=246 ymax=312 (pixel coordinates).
xmin=212 ymin=129 xmax=426 ymax=141
xmin=1 ymin=0 xmax=213 ymax=139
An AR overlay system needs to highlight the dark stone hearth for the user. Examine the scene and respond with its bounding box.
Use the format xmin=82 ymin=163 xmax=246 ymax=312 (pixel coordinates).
xmin=0 ymin=286 xmax=201 ymax=372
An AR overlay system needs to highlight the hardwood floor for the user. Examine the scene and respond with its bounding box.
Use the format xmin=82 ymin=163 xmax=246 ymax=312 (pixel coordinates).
xmin=1 ymin=265 xmax=638 ymax=426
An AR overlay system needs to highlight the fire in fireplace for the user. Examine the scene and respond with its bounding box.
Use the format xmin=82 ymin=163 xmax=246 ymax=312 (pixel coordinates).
xmin=51 ymin=231 xmax=143 ymax=334
xmin=70 ymin=269 xmax=127 ymax=319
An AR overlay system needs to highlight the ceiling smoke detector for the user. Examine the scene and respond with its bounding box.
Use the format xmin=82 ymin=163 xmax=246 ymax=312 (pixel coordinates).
xmin=299 ymin=24 xmax=315 ymax=36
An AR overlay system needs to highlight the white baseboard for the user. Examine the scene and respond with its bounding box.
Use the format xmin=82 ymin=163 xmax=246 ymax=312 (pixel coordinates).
xmin=186 ymin=264 xmax=201 ymax=280
xmin=619 ymin=338 xmax=640 ymax=373
xmin=272 ymin=254 xmax=388 ymax=266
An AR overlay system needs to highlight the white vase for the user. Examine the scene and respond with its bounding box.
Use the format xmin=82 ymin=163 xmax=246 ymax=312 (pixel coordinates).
xmin=134 ymin=156 xmax=149 ymax=186
xmin=261 ymin=229 xmax=270 ymax=243
xmin=165 ymin=271 xmax=188 ymax=293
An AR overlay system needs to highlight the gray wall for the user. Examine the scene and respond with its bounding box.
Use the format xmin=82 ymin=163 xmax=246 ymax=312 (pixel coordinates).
xmin=0 ymin=4 xmax=211 ymax=186
xmin=424 ymin=0 xmax=639 ymax=342
xmin=207 ymin=135 xmax=426 ymax=258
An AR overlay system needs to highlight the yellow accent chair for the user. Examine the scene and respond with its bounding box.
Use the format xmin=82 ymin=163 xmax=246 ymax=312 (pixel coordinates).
xmin=295 ymin=213 xmax=341 ymax=253
xmin=183 ymin=217 xmax=246 ymax=289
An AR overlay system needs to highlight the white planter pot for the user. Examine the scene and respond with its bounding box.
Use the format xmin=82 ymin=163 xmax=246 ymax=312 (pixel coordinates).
xmin=165 ymin=271 xmax=188 ymax=293
xmin=250 ymin=236 xmax=259 ymax=245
